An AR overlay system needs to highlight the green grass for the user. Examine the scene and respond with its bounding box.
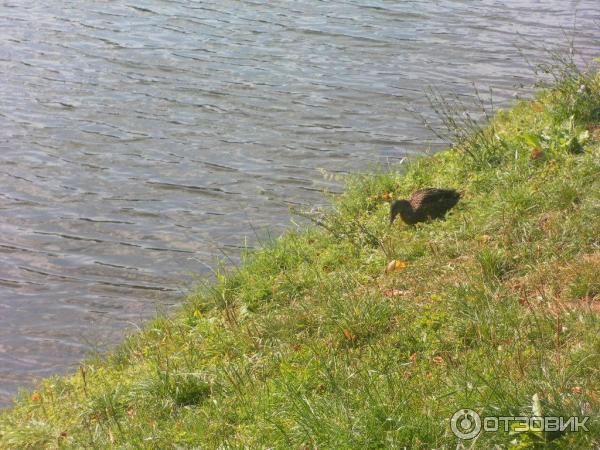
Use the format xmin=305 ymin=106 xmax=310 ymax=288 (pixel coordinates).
xmin=2 ymin=65 xmax=600 ymax=449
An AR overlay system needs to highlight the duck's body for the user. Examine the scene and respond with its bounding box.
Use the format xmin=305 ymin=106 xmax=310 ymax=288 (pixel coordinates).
xmin=390 ymin=188 xmax=461 ymax=225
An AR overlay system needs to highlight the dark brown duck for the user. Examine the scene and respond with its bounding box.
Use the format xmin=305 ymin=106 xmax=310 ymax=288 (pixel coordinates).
xmin=390 ymin=188 xmax=461 ymax=225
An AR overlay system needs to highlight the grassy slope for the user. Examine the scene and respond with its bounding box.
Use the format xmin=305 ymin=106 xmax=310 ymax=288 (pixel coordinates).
xmin=1 ymin=69 xmax=600 ymax=449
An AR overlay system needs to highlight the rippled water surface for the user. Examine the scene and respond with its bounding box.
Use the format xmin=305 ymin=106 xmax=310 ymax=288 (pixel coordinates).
xmin=1 ymin=0 xmax=598 ymax=406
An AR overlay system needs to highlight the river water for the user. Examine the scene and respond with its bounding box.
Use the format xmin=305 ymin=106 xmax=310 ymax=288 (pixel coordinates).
xmin=0 ymin=1 xmax=598 ymax=406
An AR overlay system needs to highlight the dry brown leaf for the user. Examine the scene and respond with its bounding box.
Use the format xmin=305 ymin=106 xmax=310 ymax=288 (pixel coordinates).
xmin=383 ymin=288 xmax=407 ymax=298
xmin=531 ymin=147 xmax=545 ymax=160
xmin=531 ymin=102 xmax=544 ymax=113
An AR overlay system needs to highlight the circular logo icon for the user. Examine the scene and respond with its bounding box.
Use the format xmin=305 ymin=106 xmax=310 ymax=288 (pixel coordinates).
xmin=450 ymin=409 xmax=482 ymax=439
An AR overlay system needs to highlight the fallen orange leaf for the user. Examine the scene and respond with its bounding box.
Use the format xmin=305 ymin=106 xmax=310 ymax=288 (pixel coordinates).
xmin=385 ymin=260 xmax=408 ymax=274
xmin=342 ymin=328 xmax=355 ymax=341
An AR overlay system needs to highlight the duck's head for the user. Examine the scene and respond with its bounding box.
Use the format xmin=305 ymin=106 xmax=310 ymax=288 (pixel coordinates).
xmin=390 ymin=199 xmax=411 ymax=224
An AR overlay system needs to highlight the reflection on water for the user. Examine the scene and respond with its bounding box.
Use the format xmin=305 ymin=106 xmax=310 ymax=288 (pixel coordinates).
xmin=0 ymin=0 xmax=598 ymax=406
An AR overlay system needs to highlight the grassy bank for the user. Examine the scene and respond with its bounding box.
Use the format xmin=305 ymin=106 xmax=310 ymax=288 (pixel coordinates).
xmin=2 ymin=63 xmax=600 ymax=449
